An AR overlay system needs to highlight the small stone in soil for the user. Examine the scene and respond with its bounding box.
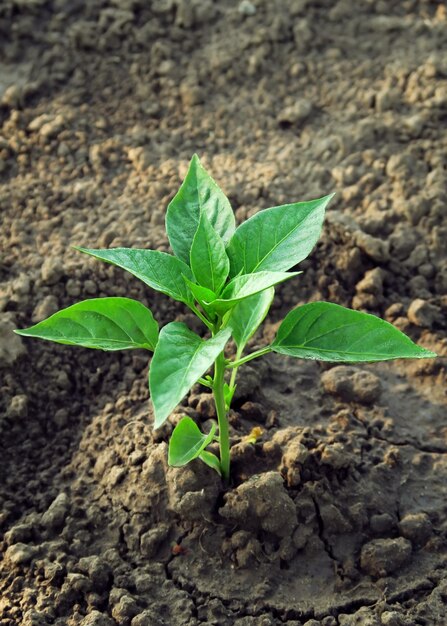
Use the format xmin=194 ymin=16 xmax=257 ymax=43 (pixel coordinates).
xmin=219 ymin=471 xmax=296 ymax=539
xmin=5 ymin=543 xmax=38 ymax=566
xmin=0 ymin=315 xmax=26 ymax=366
xmin=41 ymin=493 xmax=69 ymax=531
xmin=79 ymin=611 xmax=115 ymax=626
xmin=407 ymin=298 xmax=442 ymax=329
xmin=360 ymin=537 xmax=412 ymax=577
xmin=398 ymin=512 xmax=432 ymax=546
xmin=321 ymin=366 xmax=382 ymax=404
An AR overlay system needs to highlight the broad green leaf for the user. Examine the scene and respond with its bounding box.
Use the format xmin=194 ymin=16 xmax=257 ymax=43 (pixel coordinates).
xmin=166 ymin=154 xmax=235 ymax=264
xmin=210 ymin=271 xmax=300 ymax=315
xmin=190 ymin=212 xmax=230 ymax=293
xmin=15 ymin=297 xmax=158 ymax=351
xmin=227 ymin=287 xmax=274 ymax=351
xmin=199 ymin=450 xmax=222 ymax=476
xmin=168 ymin=417 xmax=216 ymax=467
xmin=75 ymin=247 xmax=194 ymax=305
xmin=271 ymin=302 xmax=437 ymax=362
xmin=150 ymin=322 xmax=231 ymax=428
xmin=227 ymin=194 xmax=334 ymax=277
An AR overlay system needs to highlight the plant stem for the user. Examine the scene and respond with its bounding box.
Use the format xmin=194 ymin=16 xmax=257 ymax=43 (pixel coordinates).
xmin=188 ymin=303 xmax=213 ymax=330
xmin=198 ymin=377 xmax=213 ymax=389
xmin=213 ymin=350 xmax=230 ymax=482
xmin=229 ymin=347 xmax=242 ymax=390
xmin=226 ymin=346 xmax=271 ymax=369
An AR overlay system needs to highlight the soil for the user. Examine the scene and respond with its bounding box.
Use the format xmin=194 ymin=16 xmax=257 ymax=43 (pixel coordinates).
xmin=1 ymin=1 xmax=447 ymax=625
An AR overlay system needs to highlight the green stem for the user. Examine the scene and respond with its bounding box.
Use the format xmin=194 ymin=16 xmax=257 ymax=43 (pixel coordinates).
xmin=226 ymin=346 xmax=271 ymax=369
xmin=188 ymin=303 xmax=213 ymax=330
xmin=198 ymin=377 xmax=212 ymax=389
xmin=229 ymin=347 xmax=242 ymax=390
xmin=213 ymin=351 xmax=230 ymax=482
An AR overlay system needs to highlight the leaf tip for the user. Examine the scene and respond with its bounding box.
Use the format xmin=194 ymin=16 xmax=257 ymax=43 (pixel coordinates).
xmin=418 ymin=347 xmax=437 ymax=358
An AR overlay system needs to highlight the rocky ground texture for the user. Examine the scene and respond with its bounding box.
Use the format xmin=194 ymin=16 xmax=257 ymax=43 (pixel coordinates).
xmin=1 ymin=0 xmax=447 ymax=624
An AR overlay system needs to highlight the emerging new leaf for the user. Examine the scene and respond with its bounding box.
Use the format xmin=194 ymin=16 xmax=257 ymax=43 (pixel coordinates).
xmin=227 ymin=194 xmax=334 ymax=277
xmin=271 ymin=302 xmax=437 ymax=362
xmin=199 ymin=450 xmax=222 ymax=476
xmin=15 ymin=297 xmax=158 ymax=351
xmin=75 ymin=247 xmax=194 ymax=305
xmin=166 ymin=154 xmax=235 ymax=264
xmin=150 ymin=322 xmax=231 ymax=428
xmin=190 ymin=212 xmax=230 ymax=293
xmin=168 ymin=417 xmax=216 ymax=467
xmin=227 ymin=287 xmax=274 ymax=351
xmin=209 ymin=271 xmax=300 ymax=315
xmin=182 ymin=276 xmax=217 ymax=319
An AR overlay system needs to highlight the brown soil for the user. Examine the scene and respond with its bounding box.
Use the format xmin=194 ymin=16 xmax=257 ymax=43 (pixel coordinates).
xmin=1 ymin=1 xmax=447 ymax=625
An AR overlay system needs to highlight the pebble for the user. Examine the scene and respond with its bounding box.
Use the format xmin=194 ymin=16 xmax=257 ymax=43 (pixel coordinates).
xmin=381 ymin=611 xmax=408 ymax=626
xmin=321 ymin=366 xmax=382 ymax=404
xmin=398 ymin=512 xmax=432 ymax=545
xmin=39 ymin=114 xmax=66 ymax=141
xmin=179 ymin=80 xmax=204 ymax=107
xmin=238 ymin=0 xmax=256 ymax=15
xmin=78 ymin=555 xmax=112 ymax=591
xmin=355 ymin=231 xmax=389 ymax=263
xmin=79 ymin=611 xmax=115 ymax=626
xmin=389 ymin=228 xmax=418 ymax=260
xmin=4 ymin=522 xmax=34 ymax=545
xmin=4 ymin=543 xmax=37 ymax=566
xmin=360 ymin=537 xmax=411 ymax=576
xmin=407 ymin=299 xmax=441 ymax=329
xmin=0 ymin=314 xmax=26 ymax=366
xmin=65 ymin=278 xmax=81 ymax=297
xmin=12 ymin=274 xmax=31 ymax=295
xmin=131 ymin=612 xmax=156 ymax=626
xmin=140 ymin=524 xmax=169 ymax=558
xmin=219 ymin=472 xmax=297 ymax=539
xmin=22 ymin=610 xmax=49 ymax=626
xmin=339 ymin=609 xmax=380 ymax=625
xmin=376 ymin=87 xmax=400 ymax=112
xmin=356 ymin=268 xmax=383 ymax=296
xmin=41 ymin=257 xmax=64 ymax=285
xmin=111 ymin=595 xmax=140 ymax=621
xmin=370 ymin=512 xmax=395 ymax=535
xmin=32 ymin=295 xmax=59 ymax=323
xmin=41 ymin=493 xmax=70 ymax=531
xmin=277 ymin=99 xmax=312 ymax=126
xmin=7 ymin=394 xmax=28 ymax=419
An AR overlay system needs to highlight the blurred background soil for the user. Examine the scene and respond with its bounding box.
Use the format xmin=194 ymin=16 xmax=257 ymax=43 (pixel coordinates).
xmin=0 ymin=1 xmax=446 ymax=624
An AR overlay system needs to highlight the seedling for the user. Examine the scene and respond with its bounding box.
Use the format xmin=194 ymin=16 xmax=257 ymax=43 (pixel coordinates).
xmin=15 ymin=155 xmax=436 ymax=481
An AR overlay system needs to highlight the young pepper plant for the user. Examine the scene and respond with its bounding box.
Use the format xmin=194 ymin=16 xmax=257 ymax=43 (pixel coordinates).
xmin=15 ymin=155 xmax=436 ymax=482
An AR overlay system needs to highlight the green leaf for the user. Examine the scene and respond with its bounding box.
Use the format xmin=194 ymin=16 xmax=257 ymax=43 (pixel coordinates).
xmin=227 ymin=287 xmax=274 ymax=351
xmin=271 ymin=302 xmax=437 ymax=362
xmin=168 ymin=417 xmax=216 ymax=467
xmin=190 ymin=212 xmax=230 ymax=293
xmin=182 ymin=276 xmax=217 ymax=319
xmin=15 ymin=297 xmax=158 ymax=351
xmin=223 ymin=382 xmax=236 ymax=411
xmin=166 ymin=154 xmax=235 ymax=264
xmin=183 ymin=276 xmax=217 ymax=305
xmin=227 ymin=194 xmax=334 ymax=277
xmin=199 ymin=450 xmax=222 ymax=476
xmin=75 ymin=247 xmax=194 ymax=305
xmin=150 ymin=322 xmax=231 ymax=428
xmin=210 ymin=271 xmax=300 ymax=315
